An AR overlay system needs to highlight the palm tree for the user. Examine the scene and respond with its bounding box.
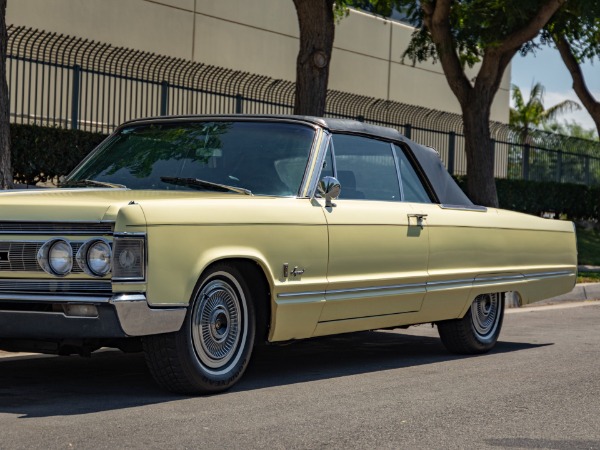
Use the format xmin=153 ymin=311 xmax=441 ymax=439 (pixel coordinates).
xmin=510 ymin=82 xmax=581 ymax=144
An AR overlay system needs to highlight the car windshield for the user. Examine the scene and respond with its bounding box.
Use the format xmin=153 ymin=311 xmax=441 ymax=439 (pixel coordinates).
xmin=65 ymin=121 xmax=316 ymax=196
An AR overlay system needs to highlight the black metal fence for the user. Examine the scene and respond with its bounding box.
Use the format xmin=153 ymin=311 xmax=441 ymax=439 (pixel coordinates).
xmin=6 ymin=25 xmax=600 ymax=185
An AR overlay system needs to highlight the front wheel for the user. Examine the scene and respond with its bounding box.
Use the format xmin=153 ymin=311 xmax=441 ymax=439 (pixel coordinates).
xmin=437 ymin=292 xmax=505 ymax=354
xmin=143 ymin=263 xmax=256 ymax=394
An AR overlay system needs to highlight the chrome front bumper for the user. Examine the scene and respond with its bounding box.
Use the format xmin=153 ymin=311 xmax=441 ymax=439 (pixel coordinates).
xmin=110 ymin=294 xmax=187 ymax=336
xmin=0 ymin=293 xmax=187 ymax=339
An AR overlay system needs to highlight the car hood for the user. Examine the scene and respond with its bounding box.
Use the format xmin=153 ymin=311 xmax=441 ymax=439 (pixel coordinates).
xmin=0 ymin=188 xmax=236 ymax=222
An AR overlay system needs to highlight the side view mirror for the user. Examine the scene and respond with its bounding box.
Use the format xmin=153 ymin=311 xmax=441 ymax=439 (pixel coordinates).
xmin=318 ymin=176 xmax=341 ymax=208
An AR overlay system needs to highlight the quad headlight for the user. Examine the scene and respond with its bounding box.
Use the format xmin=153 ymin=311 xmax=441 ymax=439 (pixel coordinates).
xmin=37 ymin=234 xmax=145 ymax=280
xmin=76 ymin=239 xmax=112 ymax=277
xmin=37 ymin=239 xmax=73 ymax=276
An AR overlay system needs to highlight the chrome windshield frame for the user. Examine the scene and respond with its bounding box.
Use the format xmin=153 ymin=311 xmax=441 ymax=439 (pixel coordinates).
xmin=66 ymin=116 xmax=323 ymax=199
xmin=300 ymin=128 xmax=331 ymax=199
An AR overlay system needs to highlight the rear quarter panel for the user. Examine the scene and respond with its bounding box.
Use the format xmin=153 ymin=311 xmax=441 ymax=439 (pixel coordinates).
xmin=414 ymin=204 xmax=577 ymax=321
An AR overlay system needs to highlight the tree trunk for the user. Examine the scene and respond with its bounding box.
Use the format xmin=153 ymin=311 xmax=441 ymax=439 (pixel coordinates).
xmin=419 ymin=0 xmax=565 ymax=208
xmin=0 ymin=0 xmax=12 ymax=189
xmin=462 ymin=95 xmax=499 ymax=208
xmin=292 ymin=0 xmax=335 ymax=117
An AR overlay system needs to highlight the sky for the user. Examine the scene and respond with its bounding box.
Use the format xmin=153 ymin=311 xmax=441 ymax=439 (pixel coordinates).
xmin=510 ymin=46 xmax=600 ymax=132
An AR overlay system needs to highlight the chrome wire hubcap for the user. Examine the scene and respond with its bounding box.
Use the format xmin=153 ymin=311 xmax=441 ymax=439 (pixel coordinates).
xmin=192 ymin=278 xmax=242 ymax=369
xmin=471 ymin=293 xmax=500 ymax=338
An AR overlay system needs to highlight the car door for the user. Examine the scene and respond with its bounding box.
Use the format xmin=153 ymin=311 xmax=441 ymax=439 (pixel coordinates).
xmin=318 ymin=134 xmax=431 ymax=323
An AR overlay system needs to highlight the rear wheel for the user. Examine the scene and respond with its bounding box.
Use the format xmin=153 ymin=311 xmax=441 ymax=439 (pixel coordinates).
xmin=437 ymin=292 xmax=504 ymax=354
xmin=143 ymin=263 xmax=256 ymax=394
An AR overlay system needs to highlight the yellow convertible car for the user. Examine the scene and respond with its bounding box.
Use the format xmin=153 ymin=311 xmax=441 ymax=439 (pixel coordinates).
xmin=0 ymin=116 xmax=577 ymax=394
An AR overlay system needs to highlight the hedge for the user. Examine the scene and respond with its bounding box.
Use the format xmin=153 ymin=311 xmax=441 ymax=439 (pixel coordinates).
xmin=11 ymin=124 xmax=106 ymax=185
xmin=454 ymin=176 xmax=600 ymax=220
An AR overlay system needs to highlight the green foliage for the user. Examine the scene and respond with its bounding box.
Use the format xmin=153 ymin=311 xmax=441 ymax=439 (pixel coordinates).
xmin=543 ymin=0 xmax=600 ymax=62
xmin=495 ymin=178 xmax=590 ymax=218
xmin=335 ymin=0 xmax=401 ymax=22
xmin=455 ymin=176 xmax=600 ymax=220
xmin=399 ymin=0 xmax=550 ymax=66
xmin=544 ymin=121 xmax=599 ymax=141
xmin=575 ymin=227 xmax=600 ymax=266
xmin=343 ymin=0 xmax=399 ymax=18
xmin=10 ymin=124 xmax=105 ymax=185
xmin=577 ymin=271 xmax=600 ymax=283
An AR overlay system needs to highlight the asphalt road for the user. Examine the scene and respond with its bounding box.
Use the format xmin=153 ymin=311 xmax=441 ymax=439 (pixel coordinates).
xmin=1 ymin=301 xmax=599 ymax=449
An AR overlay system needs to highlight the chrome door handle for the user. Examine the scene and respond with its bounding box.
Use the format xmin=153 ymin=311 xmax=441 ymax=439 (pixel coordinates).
xmin=407 ymin=213 xmax=428 ymax=228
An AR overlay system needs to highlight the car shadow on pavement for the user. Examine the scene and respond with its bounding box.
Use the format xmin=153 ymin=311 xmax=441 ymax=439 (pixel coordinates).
xmin=238 ymin=331 xmax=550 ymax=392
xmin=0 ymin=330 xmax=550 ymax=418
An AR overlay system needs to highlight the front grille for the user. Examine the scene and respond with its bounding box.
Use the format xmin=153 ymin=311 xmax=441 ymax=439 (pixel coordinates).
xmin=0 ymin=222 xmax=113 ymax=235
xmin=0 ymin=279 xmax=112 ymax=295
xmin=0 ymin=241 xmax=84 ymax=273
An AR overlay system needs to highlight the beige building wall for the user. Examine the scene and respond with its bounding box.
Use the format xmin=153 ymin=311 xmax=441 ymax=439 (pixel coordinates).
xmin=6 ymin=0 xmax=510 ymax=123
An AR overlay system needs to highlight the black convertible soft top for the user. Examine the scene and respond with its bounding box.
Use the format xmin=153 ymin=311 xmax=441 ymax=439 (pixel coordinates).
xmin=121 ymin=114 xmax=474 ymax=206
xmin=315 ymin=117 xmax=474 ymax=207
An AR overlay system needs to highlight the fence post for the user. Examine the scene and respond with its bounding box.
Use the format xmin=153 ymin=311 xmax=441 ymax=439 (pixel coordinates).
xmin=522 ymin=144 xmax=530 ymax=181
xmin=556 ymin=151 xmax=563 ymax=183
xmin=235 ymin=94 xmax=243 ymax=114
xmin=404 ymin=124 xmax=411 ymax=139
xmin=160 ymin=81 xmax=169 ymax=116
xmin=491 ymin=138 xmax=496 ymax=177
xmin=585 ymin=156 xmax=590 ymax=185
xmin=447 ymin=131 xmax=456 ymax=175
xmin=71 ymin=64 xmax=81 ymax=130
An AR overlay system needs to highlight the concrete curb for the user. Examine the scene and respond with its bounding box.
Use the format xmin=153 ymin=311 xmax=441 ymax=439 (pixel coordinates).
xmin=578 ymin=265 xmax=600 ymax=272
xmin=521 ymin=282 xmax=600 ymax=307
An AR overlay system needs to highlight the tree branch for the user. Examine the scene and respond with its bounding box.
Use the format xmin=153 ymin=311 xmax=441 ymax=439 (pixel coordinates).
xmin=430 ymin=0 xmax=451 ymax=27
xmin=554 ymin=34 xmax=600 ymax=133
xmin=422 ymin=0 xmax=472 ymax=103
xmin=477 ymin=0 xmax=565 ymax=99
xmin=476 ymin=49 xmax=512 ymax=100
xmin=498 ymin=0 xmax=566 ymax=53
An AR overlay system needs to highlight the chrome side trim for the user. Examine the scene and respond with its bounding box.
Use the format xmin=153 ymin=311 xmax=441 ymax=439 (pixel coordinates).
xmin=276 ymin=270 xmax=575 ymax=303
xmin=524 ymin=270 xmax=574 ymax=279
xmin=426 ymin=277 xmax=476 ymax=287
xmin=277 ymin=281 xmax=428 ymax=300
xmin=476 ymin=274 xmax=527 ymax=282
xmin=277 ymin=290 xmax=325 ymax=299
xmin=426 ymin=274 xmax=527 ymax=291
xmin=325 ymin=283 xmax=426 ymax=300
xmin=109 ymin=294 xmax=187 ymax=336
xmin=439 ymin=204 xmax=488 ymax=212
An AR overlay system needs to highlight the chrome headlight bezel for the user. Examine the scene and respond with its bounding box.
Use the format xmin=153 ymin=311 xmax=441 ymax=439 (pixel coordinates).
xmin=112 ymin=233 xmax=146 ymax=282
xmin=76 ymin=238 xmax=112 ymax=277
xmin=37 ymin=238 xmax=73 ymax=277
